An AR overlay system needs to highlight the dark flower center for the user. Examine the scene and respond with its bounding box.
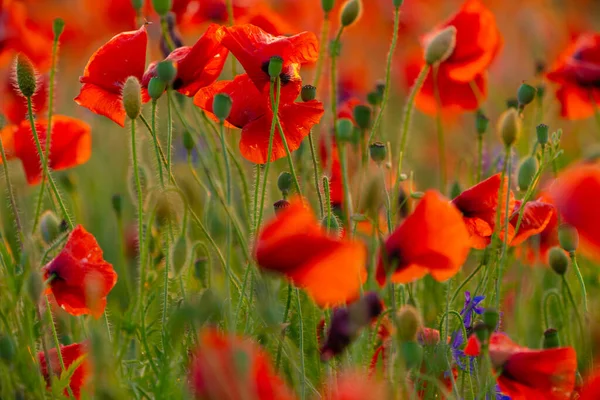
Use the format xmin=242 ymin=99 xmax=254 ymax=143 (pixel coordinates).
xmin=260 ymin=61 xmax=293 ymax=84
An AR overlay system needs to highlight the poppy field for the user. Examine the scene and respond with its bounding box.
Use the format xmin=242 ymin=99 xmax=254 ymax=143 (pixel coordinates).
xmin=3 ymin=0 xmax=600 ymax=398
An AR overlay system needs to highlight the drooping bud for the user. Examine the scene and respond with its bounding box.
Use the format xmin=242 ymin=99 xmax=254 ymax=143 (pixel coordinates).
xmin=321 ymin=0 xmax=335 ymax=12
xmin=340 ymin=0 xmax=361 ymax=27
xmin=336 ymin=118 xmax=354 ymax=143
xmin=497 ymin=108 xmax=521 ymax=148
xmin=548 ymin=247 xmax=569 ymax=275
xmin=475 ymin=110 xmax=489 ymax=135
xmin=122 ymin=76 xmax=142 ymax=120
xmin=473 ymin=321 xmax=489 ymax=345
xmin=171 ymin=235 xmax=189 ymax=275
xmin=152 ymin=0 xmax=172 ymax=16
xmin=39 ymin=211 xmax=61 ymax=245
xmin=396 ymin=305 xmax=422 ymax=342
xmin=111 ymin=194 xmax=123 ymax=218
xmin=369 ymin=141 xmax=386 ymax=164
xmin=53 ymin=18 xmax=65 ymax=38
xmin=543 ymin=328 xmax=560 ymax=349
xmin=482 ymin=308 xmax=499 ymax=331
xmin=517 ymin=156 xmax=538 ymax=191
xmin=424 ymin=26 xmax=457 ymax=65
xmin=321 ymin=214 xmax=341 ymax=234
xmin=26 ymin=270 xmax=43 ymax=304
xmin=277 ymin=171 xmax=293 ymax=197
xmin=558 ymin=224 xmax=579 ymax=253
xmin=301 ymin=85 xmax=317 ymax=102
xmin=183 ymin=130 xmax=194 ymax=152
xmin=156 ymin=60 xmax=177 ymax=85
xmin=213 ymin=93 xmax=232 ymax=122
xmin=273 ymin=199 xmax=291 ymax=215
xmin=517 ymin=83 xmax=536 ymax=108
xmin=536 ymin=124 xmax=549 ymax=146
xmin=148 ymin=77 xmax=167 ymax=100
xmin=268 ymin=56 xmax=283 ymax=80
xmin=353 ymin=105 xmax=371 ymax=130
xmin=15 ymin=54 xmax=37 ymax=98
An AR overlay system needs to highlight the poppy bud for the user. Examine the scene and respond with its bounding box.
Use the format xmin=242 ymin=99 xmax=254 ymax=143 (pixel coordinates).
xmin=156 ymin=60 xmax=177 ymax=85
xmin=400 ymin=341 xmax=423 ymax=369
xmin=322 ymin=214 xmax=341 ymax=233
xmin=517 ymin=83 xmax=536 ymax=108
xmin=367 ymin=91 xmax=382 ymax=106
xmin=122 ymin=76 xmax=142 ymax=120
xmin=393 ymin=0 xmax=404 ymax=7
xmin=273 ymin=199 xmax=291 ymax=215
xmin=155 ymin=190 xmax=182 ymax=227
xmin=543 ymin=328 xmax=559 ymax=349
xmin=475 ymin=110 xmax=489 ymax=135
xmin=277 ymin=171 xmax=293 ymax=196
xmin=128 ymin=164 xmax=150 ymax=203
xmin=182 ymin=130 xmax=195 ymax=152
xmin=268 ymin=56 xmax=283 ymax=80
xmin=112 ymin=194 xmax=123 ymax=217
xmin=148 ymin=77 xmax=167 ymax=100
xmin=171 ymin=235 xmax=189 ymax=275
xmin=40 ymin=211 xmax=61 ymax=245
xmin=321 ymin=0 xmax=335 ymax=12
xmin=369 ymin=142 xmax=386 ymax=163
xmin=152 ymin=0 xmax=172 ymax=16
xmin=536 ymin=84 xmax=546 ymax=100
xmin=536 ymin=124 xmax=549 ymax=146
xmin=396 ymin=305 xmax=422 ymax=342
xmin=213 ymin=93 xmax=232 ymax=122
xmin=375 ymin=80 xmax=385 ymax=95
xmin=131 ymin=0 xmax=143 ymax=10
xmin=424 ymin=26 xmax=457 ymax=65
xmin=448 ymin=181 xmax=461 ymax=199
xmin=497 ymin=108 xmax=521 ymax=148
xmin=15 ymin=54 xmax=37 ymax=98
xmin=0 ymin=334 xmax=15 ymax=363
xmin=474 ymin=321 xmax=489 ymax=345
xmin=194 ymin=257 xmax=210 ymax=287
xmin=26 ymin=270 xmax=43 ymax=304
xmin=353 ymin=105 xmax=371 ymax=130
xmin=548 ymin=247 xmax=569 ymax=275
xmin=558 ymin=224 xmax=579 ymax=253
xmin=301 ymin=85 xmax=317 ymax=102
xmin=411 ymin=191 xmax=424 ymax=199
xmin=340 ymin=0 xmax=361 ymax=27
xmin=482 ymin=308 xmax=499 ymax=331
xmin=336 ymin=118 xmax=354 ymax=143
xmin=517 ymin=156 xmax=538 ymax=191
xmin=53 ymin=18 xmax=65 ymax=38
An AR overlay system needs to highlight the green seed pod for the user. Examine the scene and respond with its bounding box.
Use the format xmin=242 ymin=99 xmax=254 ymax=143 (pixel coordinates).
xmin=548 ymin=247 xmax=569 ymax=275
xmin=321 ymin=214 xmax=341 ymax=233
xmin=152 ymin=0 xmax=172 ymax=16
xmin=156 ymin=60 xmax=177 ymax=84
xmin=393 ymin=0 xmax=404 ymax=7
xmin=213 ymin=93 xmax=233 ymax=122
xmin=277 ymin=171 xmax=293 ymax=197
xmin=0 ymin=334 xmax=15 ymax=363
xmin=367 ymin=91 xmax=382 ymax=106
xmin=336 ymin=118 xmax=354 ymax=143
xmin=497 ymin=108 xmax=521 ymax=148
xmin=183 ymin=130 xmax=194 ymax=152
xmin=536 ymin=124 xmax=549 ymax=146
xmin=131 ymin=0 xmax=144 ymax=10
xmin=148 ymin=77 xmax=167 ymax=100
xmin=301 ymin=85 xmax=317 ymax=102
xmin=543 ymin=328 xmax=559 ymax=349
xmin=15 ymin=54 xmax=37 ymax=98
xmin=268 ymin=56 xmax=284 ymax=79
xmin=122 ymin=76 xmax=142 ymax=120
xmin=482 ymin=308 xmax=499 ymax=331
xmin=53 ymin=18 xmax=65 ymax=38
xmin=475 ymin=110 xmax=489 ymax=135
xmin=321 ymin=0 xmax=335 ymax=12
xmin=400 ymin=341 xmax=423 ymax=370
xmin=353 ymin=105 xmax=372 ymax=131
xmin=369 ymin=141 xmax=387 ymax=164
xmin=273 ymin=199 xmax=291 ymax=215
xmin=40 ymin=210 xmax=61 ymax=245
xmin=26 ymin=270 xmax=43 ymax=305
xmin=396 ymin=305 xmax=422 ymax=342
xmin=517 ymin=83 xmax=536 ymax=107
xmin=558 ymin=224 xmax=579 ymax=253
xmin=340 ymin=0 xmax=361 ymax=27
xmin=424 ymin=26 xmax=457 ymax=65
xmin=517 ymin=156 xmax=538 ymax=191
xmin=111 ymin=194 xmax=123 ymax=217
xmin=171 ymin=235 xmax=189 ymax=275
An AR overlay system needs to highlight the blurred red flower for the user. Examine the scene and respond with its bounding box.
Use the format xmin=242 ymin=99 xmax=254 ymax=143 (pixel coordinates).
xmin=38 ymin=342 xmax=89 ymax=399
xmin=580 ymin=371 xmax=600 ymax=400
xmin=323 ymin=371 xmax=388 ymax=400
xmin=0 ymin=73 xmax=48 ymax=125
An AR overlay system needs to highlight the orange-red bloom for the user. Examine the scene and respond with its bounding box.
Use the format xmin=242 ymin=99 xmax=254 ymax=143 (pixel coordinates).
xmin=9 ymin=115 xmax=91 ymax=184
xmin=0 ymin=73 xmax=48 ymax=124
xmin=189 ymin=328 xmax=295 ymax=400
xmin=580 ymin=371 xmax=600 ymax=400
xmin=377 ymin=190 xmax=470 ymax=285
xmin=322 ymin=371 xmax=388 ymax=400
xmin=508 ymin=199 xmax=556 ymax=246
xmin=142 ymin=24 xmax=228 ymax=97
xmin=75 ymin=25 xmax=148 ymax=127
xmin=38 ymin=342 xmax=89 ymax=399
xmin=255 ymin=200 xmax=367 ymax=307
xmin=465 ymin=333 xmax=577 ymax=400
xmin=42 ymin=225 xmax=117 ymax=318
xmin=194 ymin=73 xmax=323 ymax=164
xmin=546 ymin=33 xmax=600 ymax=120
xmin=404 ymin=0 xmax=502 ymax=114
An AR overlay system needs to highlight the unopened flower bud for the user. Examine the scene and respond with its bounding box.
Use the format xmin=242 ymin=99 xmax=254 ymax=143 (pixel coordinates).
xmin=194 ymin=257 xmax=210 ymax=287
xmin=148 ymin=77 xmax=167 ymax=100
xmin=26 ymin=270 xmax=43 ymax=304
xmin=301 ymin=85 xmax=317 ymax=102
xmin=112 ymin=194 xmax=123 ymax=217
xmin=517 ymin=156 xmax=538 ymax=191
xmin=340 ymin=0 xmax=361 ymax=27
xmin=482 ymin=308 xmax=499 ymax=331
xmin=369 ymin=142 xmax=386 ymax=163
xmin=182 ymin=130 xmax=194 ymax=152
xmin=268 ymin=56 xmax=283 ymax=79
xmin=122 ymin=76 xmax=142 ymax=120
xmin=277 ymin=171 xmax=293 ymax=196
xmin=353 ymin=105 xmax=371 ymax=130
xmin=549 ymin=247 xmax=569 ymax=275
xmin=213 ymin=93 xmax=232 ymax=122
xmin=475 ymin=110 xmax=489 ymax=135
xmin=322 ymin=0 xmax=335 ymax=12
xmin=473 ymin=321 xmax=489 ymax=344
xmin=393 ymin=0 xmax=404 ymax=7
xmin=156 ymin=60 xmax=177 ymax=84
xmin=152 ymin=0 xmax=172 ymax=16
xmin=396 ymin=305 xmax=422 ymax=342
xmin=543 ymin=328 xmax=560 ymax=349
xmin=171 ymin=235 xmax=189 ymax=275
xmin=40 ymin=211 xmax=61 ymax=245
xmin=558 ymin=224 xmax=579 ymax=253
xmin=15 ymin=54 xmax=37 ymax=98
xmin=367 ymin=91 xmax=382 ymax=106
xmin=424 ymin=26 xmax=457 ymax=65
xmin=517 ymin=83 xmax=536 ymax=107
xmin=536 ymin=124 xmax=549 ymax=145
xmin=336 ymin=118 xmax=354 ymax=143
xmin=322 ymin=213 xmax=340 ymax=234
xmin=497 ymin=108 xmax=521 ymax=148
xmin=273 ymin=199 xmax=291 ymax=215
xmin=53 ymin=18 xmax=65 ymax=38
xmin=400 ymin=341 xmax=423 ymax=369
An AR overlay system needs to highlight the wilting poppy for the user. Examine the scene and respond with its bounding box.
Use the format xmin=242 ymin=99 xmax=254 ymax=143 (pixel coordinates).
xmin=142 ymin=24 xmax=228 ymax=97
xmin=38 ymin=342 xmax=89 ymax=399
xmin=549 ymin=163 xmax=600 ymax=259
xmin=322 ymin=371 xmax=389 ymax=400
xmin=189 ymin=328 xmax=294 ymax=400
xmin=11 ymin=115 xmax=91 ymax=184
xmin=221 ymin=24 xmax=318 ymax=102
xmin=465 ymin=332 xmax=577 ymax=400
xmin=74 ymin=25 xmax=148 ymax=127
xmin=377 ymin=190 xmax=470 ymax=285
xmin=0 ymin=73 xmax=48 ymax=125
xmin=546 ymin=33 xmax=600 ymax=120
xmin=404 ymin=0 xmax=502 ymax=114
xmin=194 ymin=73 xmax=324 ymax=164
xmin=42 ymin=225 xmax=117 ymax=318
xmin=255 ymin=200 xmax=367 ymax=307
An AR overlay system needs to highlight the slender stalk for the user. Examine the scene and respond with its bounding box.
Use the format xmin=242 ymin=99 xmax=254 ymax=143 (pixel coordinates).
xmin=296 ymin=289 xmax=306 ymax=400
xmin=45 ymin=296 xmax=76 ymax=399
xmin=160 ymin=18 xmax=175 ymax=52
xmin=130 ymin=119 xmax=146 ymax=314
xmin=330 ymin=27 xmax=344 ymax=150
xmin=275 ymin=283 xmax=293 ymax=372
xmin=569 ymin=252 xmax=588 ymax=315
xmin=476 ymin=133 xmax=483 ymax=183
xmin=495 ymin=146 xmax=512 ymax=309
xmin=274 ymin=118 xmax=302 ymax=195
xmin=561 ymin=276 xmax=586 ymax=350
xmin=162 ymin=227 xmax=170 ymax=349
xmin=432 ymin=65 xmax=447 ymax=193
xmin=337 ymin=143 xmax=353 ymax=228
xmin=0 ymin=130 xmax=24 ymax=254
xmin=219 ymin=121 xmax=233 ymax=328
xmin=307 ymin=131 xmax=325 ymax=218
xmin=166 ymin=88 xmax=173 ymax=177
xmin=151 ymin=100 xmax=165 ymax=187
xmin=313 ymin=14 xmax=330 ymax=89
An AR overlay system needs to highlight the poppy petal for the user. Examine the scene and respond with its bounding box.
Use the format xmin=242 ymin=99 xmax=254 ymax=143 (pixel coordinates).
xmin=38 ymin=342 xmax=89 ymax=399
xmin=509 ymin=200 xmax=555 ymax=246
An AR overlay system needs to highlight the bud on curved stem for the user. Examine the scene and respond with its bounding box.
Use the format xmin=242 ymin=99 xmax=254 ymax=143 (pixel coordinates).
xmin=424 ymin=26 xmax=457 ymax=65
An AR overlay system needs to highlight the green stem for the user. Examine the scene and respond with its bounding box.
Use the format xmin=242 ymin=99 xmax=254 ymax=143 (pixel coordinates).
xmin=296 ymin=289 xmax=306 ymax=400
xmin=450 ymin=263 xmax=484 ymax=303
xmin=166 ymin=88 xmax=173 ymax=177
xmin=495 ymin=146 xmax=512 ymax=309
xmin=307 ymin=131 xmax=324 ymax=218
xmin=252 ymin=164 xmax=261 ymax=235
xmin=337 ymin=143 xmax=353 ymax=229
xmin=542 ymin=289 xmax=564 ymax=331
xmin=275 ymin=283 xmax=293 ymax=372
xmin=45 ymin=296 xmax=76 ymax=399
xmin=130 ymin=118 xmax=146 ymax=314
xmin=569 ymin=252 xmax=588 ymax=315
xmin=313 ymin=14 xmax=330 ymax=89
xmin=219 ymin=121 xmax=233 ymax=329
xmin=0 ymin=130 xmax=24 ymax=255
xmin=433 ymin=65 xmax=446 ymax=193
xmin=476 ymin=133 xmax=483 ymax=183
xmin=330 ymin=26 xmax=344 ymax=150
xmin=162 ymin=227 xmax=170 ymax=349
xmin=274 ymin=118 xmax=302 ymax=195
xmin=160 ymin=18 xmax=175 ymax=52
xmin=561 ymin=276 xmax=586 ymax=351
xmin=151 ymin=100 xmax=165 ymax=187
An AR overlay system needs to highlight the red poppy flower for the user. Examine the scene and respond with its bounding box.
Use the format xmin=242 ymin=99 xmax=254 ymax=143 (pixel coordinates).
xmin=580 ymin=371 xmax=600 ymax=400
xmin=524 ymin=195 xmax=559 ymax=264
xmin=42 ymin=225 xmax=117 ymax=318
xmin=465 ymin=332 xmax=577 ymax=400
xmin=142 ymin=24 xmax=228 ymax=97
xmin=221 ymin=24 xmax=318 ymax=102
xmin=189 ymin=328 xmax=295 ymax=400
xmin=11 ymin=115 xmax=91 ymax=184
xmin=74 ymin=25 xmax=148 ymax=127
xmin=508 ymin=199 xmax=556 ymax=246
xmin=0 ymin=73 xmax=48 ymax=125
xmin=237 ymin=5 xmax=298 ymax=37
xmin=404 ymin=0 xmax=502 ymax=114
xmin=377 ymin=190 xmax=470 ymax=285
xmin=255 ymin=200 xmax=367 ymax=307
xmin=38 ymin=342 xmax=89 ymax=399
xmin=549 ymin=163 xmax=600 ymax=259
xmin=546 ymin=33 xmax=600 ymax=120
xmin=323 ymin=371 xmax=389 ymax=400
xmin=194 ymin=73 xmax=324 ymax=164
xmin=0 ymin=123 xmax=17 ymax=163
